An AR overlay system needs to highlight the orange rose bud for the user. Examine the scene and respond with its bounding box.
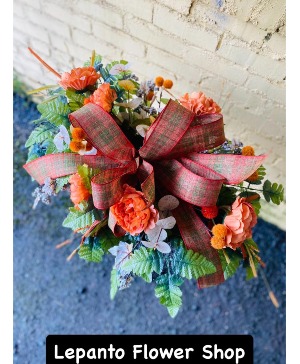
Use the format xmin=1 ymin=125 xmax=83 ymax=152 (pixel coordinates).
xmin=69 ymin=173 xmax=90 ymax=206
xmin=202 ymin=206 xmax=219 ymax=219
xmin=71 ymin=127 xmax=85 ymax=141
xmin=70 ymin=141 xmax=85 ymax=153
xmin=246 ymin=170 xmax=259 ymax=182
xmin=163 ymin=79 xmax=173 ymax=89
xmin=84 ymin=98 xmax=91 ymax=105
xmin=110 ymin=184 xmax=159 ymax=235
xmin=146 ymin=90 xmax=154 ymax=101
xmin=155 ymin=76 xmax=164 ymax=87
xmin=212 ymin=224 xmax=228 ymax=239
xmin=211 ymin=236 xmax=225 ymax=250
xmin=242 ymin=146 xmax=255 ymax=156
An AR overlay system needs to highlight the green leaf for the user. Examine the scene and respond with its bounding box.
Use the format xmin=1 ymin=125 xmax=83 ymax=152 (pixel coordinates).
xmin=62 ymin=208 xmax=98 ymax=233
xmin=55 ymin=176 xmax=70 ymax=193
xmin=98 ymin=227 xmax=121 ymax=253
xmin=140 ymin=272 xmax=152 ymax=283
xmin=77 ymin=165 xmax=100 ymax=193
xmin=223 ymin=254 xmax=241 ymax=280
xmin=110 ymin=269 xmax=118 ymax=299
xmin=78 ymin=237 xmax=104 ymax=262
xmin=25 ymin=123 xmax=56 ymax=147
xmin=263 ymin=180 xmax=284 ymax=205
xmin=160 ymin=98 xmax=170 ymax=105
xmin=66 ymin=89 xmax=86 ymax=111
xmin=123 ymin=247 xmax=165 ymax=276
xmin=244 ymin=238 xmax=259 ymax=251
xmin=217 ymin=185 xmax=238 ymax=206
xmin=219 ymin=249 xmax=242 ymax=280
xmin=171 ymin=245 xmax=216 ymax=279
xmin=37 ymin=98 xmax=70 ymax=126
xmin=155 ymin=274 xmax=183 ymax=318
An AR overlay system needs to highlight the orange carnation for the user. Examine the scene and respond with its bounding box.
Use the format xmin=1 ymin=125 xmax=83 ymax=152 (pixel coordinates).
xmin=86 ymin=83 xmax=117 ymax=112
xmin=69 ymin=173 xmax=91 ymax=207
xmin=179 ymin=92 xmax=221 ymax=115
xmin=224 ymin=197 xmax=257 ymax=250
xmin=110 ymin=184 xmax=159 ymax=236
xmin=59 ymin=67 xmax=100 ymax=90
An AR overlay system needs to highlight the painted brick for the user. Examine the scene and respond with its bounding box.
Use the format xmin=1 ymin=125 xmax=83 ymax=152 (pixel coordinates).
xmin=14 ymin=17 xmax=49 ymax=43
xmin=105 ymin=0 xmax=153 ymax=22
xmin=185 ymin=46 xmax=249 ymax=85
xmin=26 ymin=8 xmax=71 ymax=39
xmin=29 ymin=39 xmax=51 ymax=57
xmin=153 ymin=4 xmax=219 ymax=52
xmin=190 ymin=2 xmax=267 ymax=46
xmin=92 ymin=22 xmax=146 ymax=58
xmin=252 ymin=0 xmax=286 ymax=32
xmin=156 ymin=0 xmax=193 ymax=15
xmin=124 ymin=15 xmax=186 ymax=57
xmin=247 ymin=53 xmax=286 ymax=81
xmin=71 ymin=29 xmax=123 ymax=60
xmin=43 ymin=2 xmax=91 ymax=33
xmin=75 ymin=1 xmax=122 ymax=30
xmin=245 ymin=74 xmax=285 ymax=104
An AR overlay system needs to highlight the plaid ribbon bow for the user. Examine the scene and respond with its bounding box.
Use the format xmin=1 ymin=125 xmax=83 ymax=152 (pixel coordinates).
xmin=24 ymin=100 xmax=266 ymax=287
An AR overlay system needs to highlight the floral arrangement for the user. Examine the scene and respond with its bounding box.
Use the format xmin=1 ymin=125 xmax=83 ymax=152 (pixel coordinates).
xmin=24 ymin=49 xmax=284 ymax=317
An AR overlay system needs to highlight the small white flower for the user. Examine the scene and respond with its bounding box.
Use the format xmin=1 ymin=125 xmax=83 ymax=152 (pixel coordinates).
xmin=115 ymin=97 xmax=143 ymax=109
xmin=109 ymin=242 xmax=133 ymax=268
xmin=53 ymin=125 xmax=71 ymax=152
xmin=109 ymin=62 xmax=131 ymax=75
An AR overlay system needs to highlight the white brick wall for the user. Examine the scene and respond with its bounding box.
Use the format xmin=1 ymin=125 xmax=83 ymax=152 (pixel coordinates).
xmin=13 ymin=0 xmax=286 ymax=229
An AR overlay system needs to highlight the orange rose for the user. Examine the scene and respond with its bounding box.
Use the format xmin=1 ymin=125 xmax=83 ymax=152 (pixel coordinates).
xmin=110 ymin=184 xmax=159 ymax=235
xmin=179 ymin=92 xmax=221 ymax=115
xmin=59 ymin=66 xmax=100 ymax=90
xmin=69 ymin=173 xmax=90 ymax=207
xmin=85 ymin=83 xmax=117 ymax=112
xmin=224 ymin=197 xmax=257 ymax=250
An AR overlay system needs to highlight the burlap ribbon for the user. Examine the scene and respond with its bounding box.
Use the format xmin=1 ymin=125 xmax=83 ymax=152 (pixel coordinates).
xmin=24 ymin=100 xmax=266 ymax=287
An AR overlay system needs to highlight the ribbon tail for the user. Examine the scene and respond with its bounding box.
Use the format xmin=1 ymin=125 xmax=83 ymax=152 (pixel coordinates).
xmin=172 ymin=202 xmax=225 ymax=288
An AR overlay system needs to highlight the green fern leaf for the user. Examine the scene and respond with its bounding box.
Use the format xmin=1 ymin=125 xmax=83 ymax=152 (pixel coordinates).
xmin=25 ymin=123 xmax=56 ymax=147
xmin=155 ymin=274 xmax=183 ymax=318
xmin=62 ymin=208 xmax=98 ymax=233
xmin=78 ymin=237 xmax=104 ymax=263
xmin=37 ymin=98 xmax=70 ymax=126
xmin=123 ymin=247 xmax=164 ymax=276
xmin=171 ymin=246 xmax=216 ymax=279
xmin=55 ymin=176 xmax=70 ymax=193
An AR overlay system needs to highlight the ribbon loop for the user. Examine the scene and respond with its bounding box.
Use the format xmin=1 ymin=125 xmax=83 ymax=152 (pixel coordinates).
xmin=69 ymin=103 xmax=135 ymax=161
